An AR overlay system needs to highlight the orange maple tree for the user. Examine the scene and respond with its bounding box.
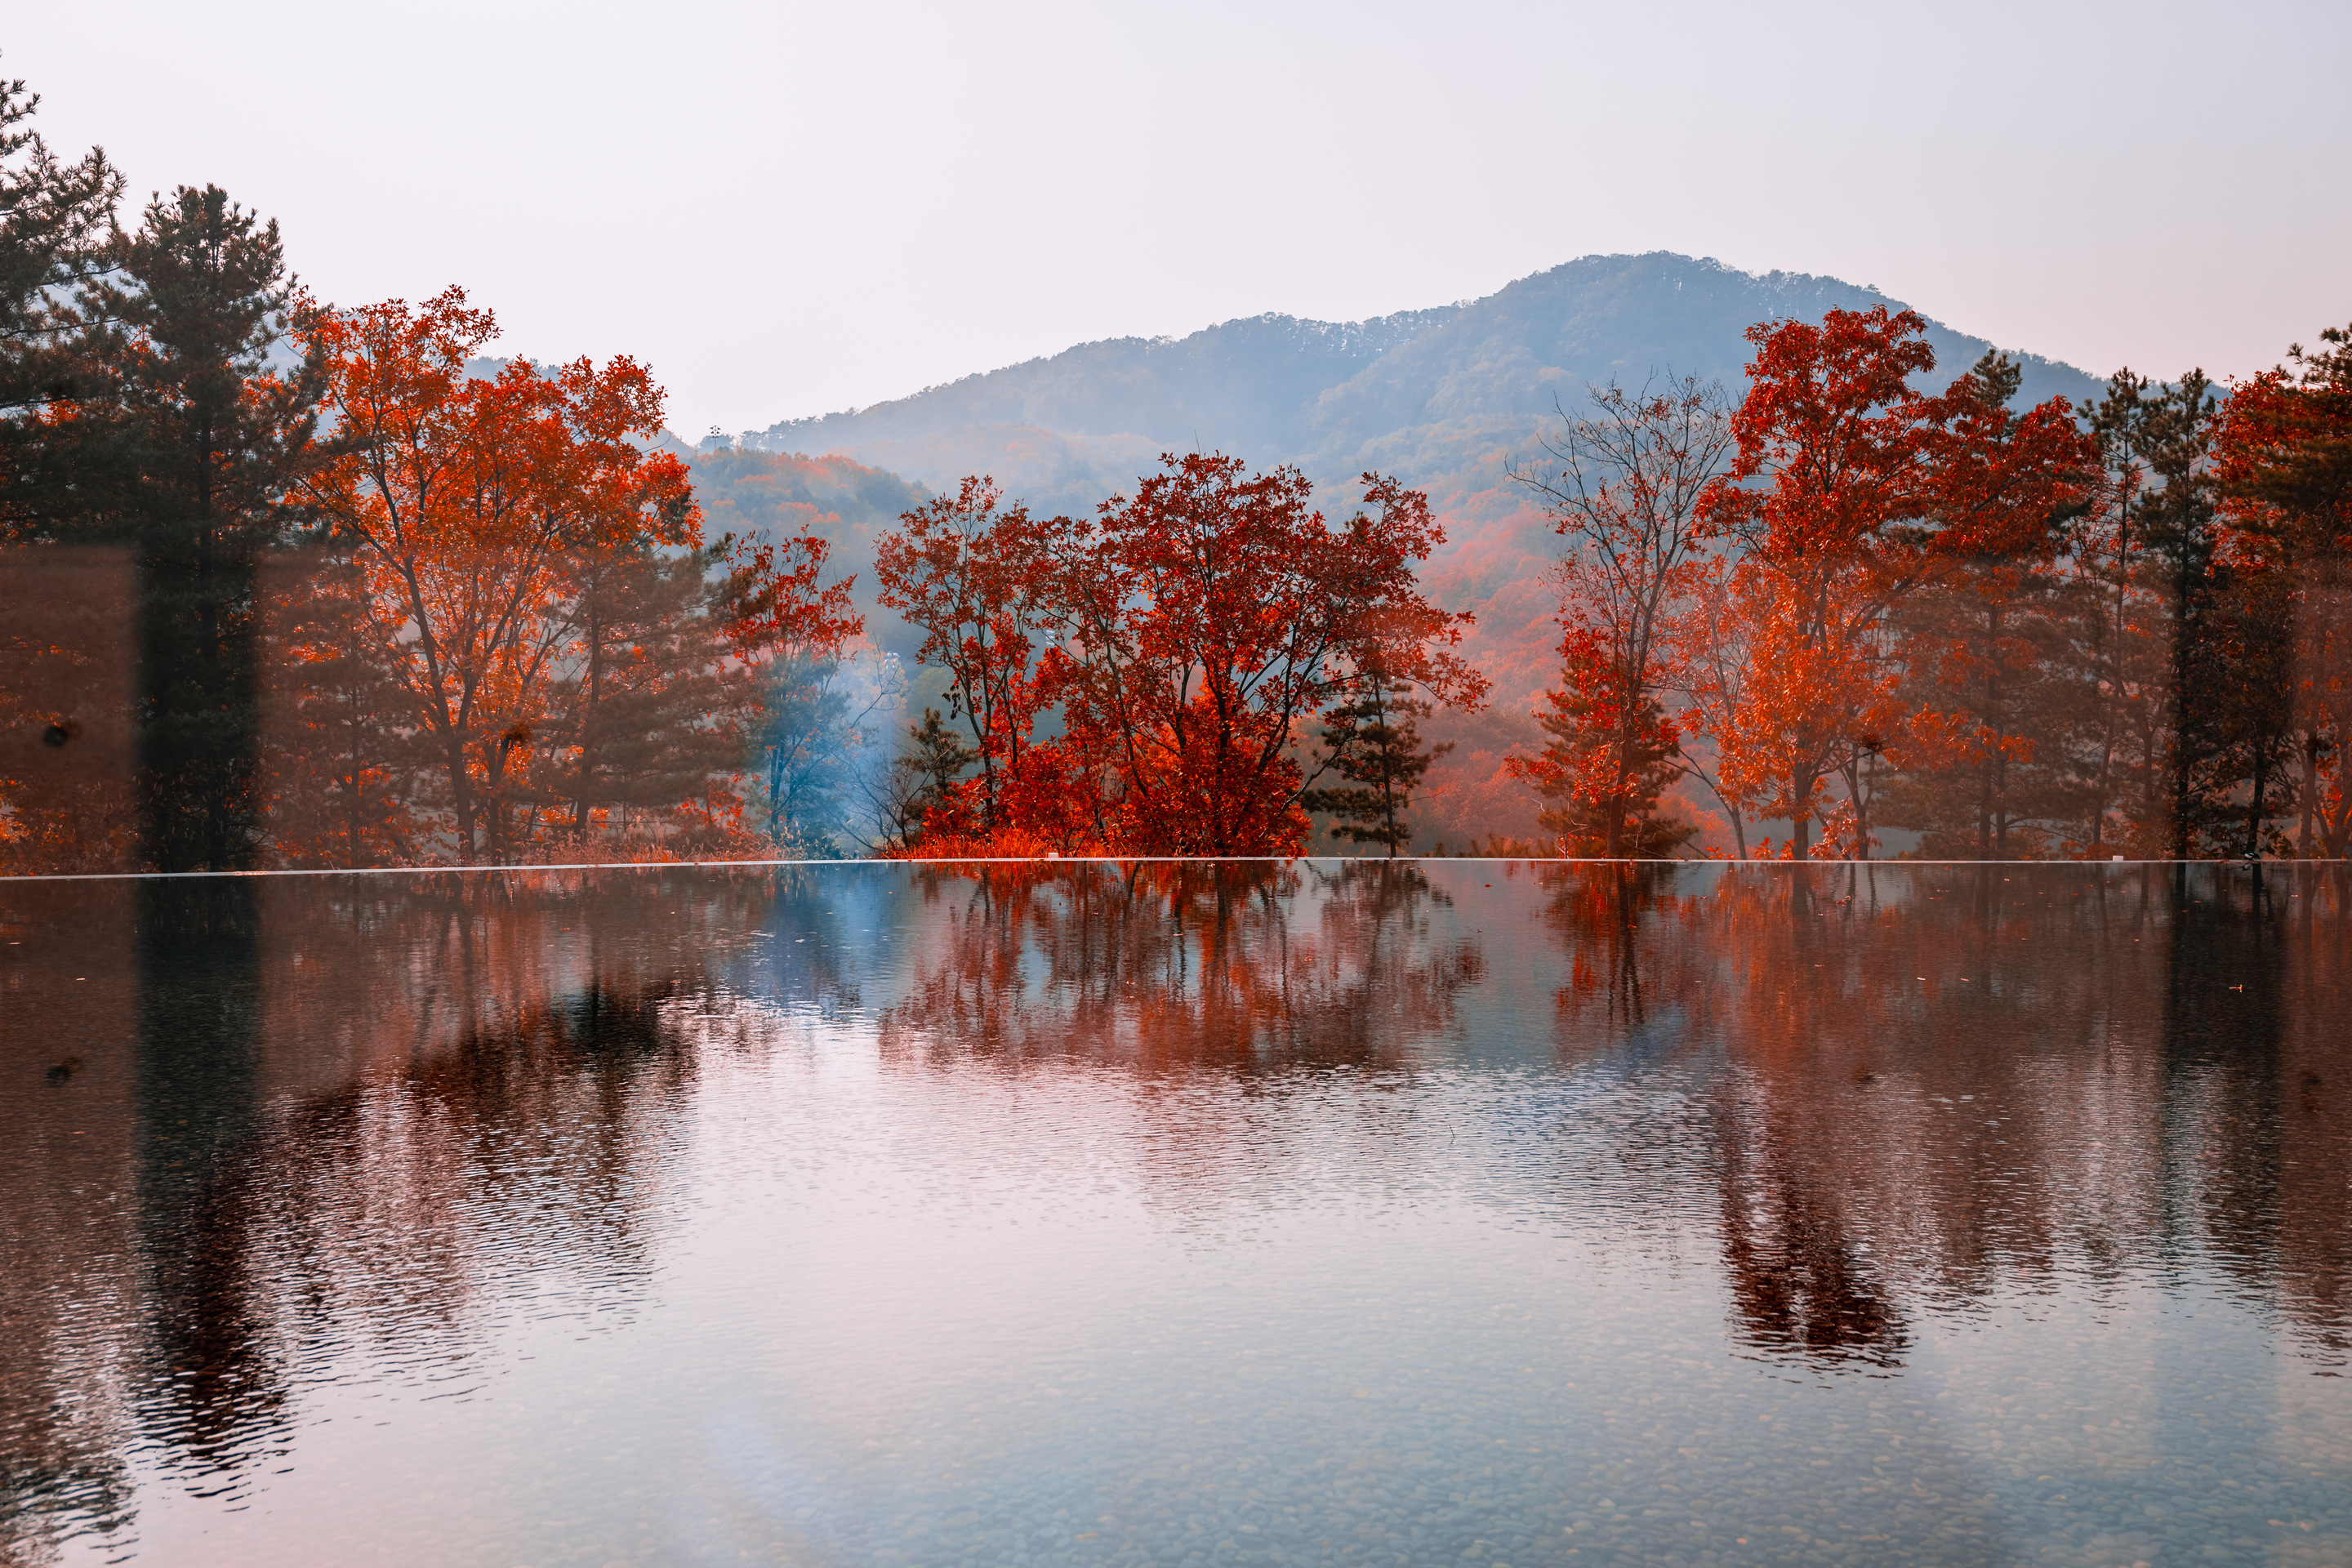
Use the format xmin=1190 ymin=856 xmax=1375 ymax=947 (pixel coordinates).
xmin=1697 ymin=308 xmax=2093 ymax=858
xmin=295 ymin=287 xmax=700 ymax=860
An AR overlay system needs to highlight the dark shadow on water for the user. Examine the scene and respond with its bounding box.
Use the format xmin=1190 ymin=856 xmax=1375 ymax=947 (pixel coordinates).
xmin=135 ymin=878 xmax=282 ymax=1474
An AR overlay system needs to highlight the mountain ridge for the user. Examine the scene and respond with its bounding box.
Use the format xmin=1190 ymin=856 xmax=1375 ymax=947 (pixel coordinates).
xmin=739 ymin=253 xmax=2101 ymax=506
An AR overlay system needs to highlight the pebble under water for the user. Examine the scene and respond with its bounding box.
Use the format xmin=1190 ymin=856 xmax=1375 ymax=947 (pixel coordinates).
xmin=2 ymin=859 xmax=2349 ymax=1566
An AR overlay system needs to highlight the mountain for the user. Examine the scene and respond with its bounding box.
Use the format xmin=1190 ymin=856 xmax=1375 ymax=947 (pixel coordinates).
xmin=722 ymin=252 xmax=2109 ymax=850
xmin=743 ymin=252 xmax=2098 ymax=508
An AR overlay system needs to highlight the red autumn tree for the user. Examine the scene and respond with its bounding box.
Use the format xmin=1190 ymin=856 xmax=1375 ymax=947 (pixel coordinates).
xmin=1051 ymin=456 xmax=1486 ymax=856
xmin=2210 ymin=324 xmax=2352 ymax=856
xmin=296 ymin=287 xmax=702 ymax=861
xmin=1874 ymin=354 xmax=2101 ymax=858
xmin=874 ymin=476 xmax=1074 ymax=841
xmin=1508 ymin=376 xmax=1733 ymax=857
xmin=1698 ymin=308 xmax=2094 ymax=858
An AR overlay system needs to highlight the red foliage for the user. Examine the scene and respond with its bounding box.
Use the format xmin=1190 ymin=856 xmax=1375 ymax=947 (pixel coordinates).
xmin=716 ymin=532 xmax=862 ymax=662
xmin=295 ymin=287 xmax=706 ymax=860
xmin=875 ymin=476 xmax=1074 ymax=833
xmin=1695 ymin=309 xmax=2094 ymax=857
xmin=1052 ymin=457 xmax=1484 ymax=856
xmin=875 ymin=455 xmax=1484 ymax=858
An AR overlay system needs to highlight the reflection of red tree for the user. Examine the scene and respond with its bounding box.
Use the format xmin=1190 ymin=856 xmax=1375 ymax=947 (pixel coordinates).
xmin=880 ymin=859 xmax=1482 ymax=1072
xmin=1714 ymin=1098 xmax=1907 ymax=1367
xmin=1539 ymin=861 xmax=2352 ymax=1370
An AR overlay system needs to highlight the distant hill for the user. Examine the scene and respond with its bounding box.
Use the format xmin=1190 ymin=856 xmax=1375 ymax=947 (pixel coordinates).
xmin=717 ymin=252 xmax=2109 ymax=850
xmin=742 ymin=252 xmax=2099 ymax=510
xmin=684 ymin=448 xmax=929 ymax=662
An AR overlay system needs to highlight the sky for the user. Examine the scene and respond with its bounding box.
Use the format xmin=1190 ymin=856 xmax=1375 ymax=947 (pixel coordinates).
xmin=12 ymin=1 xmax=2349 ymax=439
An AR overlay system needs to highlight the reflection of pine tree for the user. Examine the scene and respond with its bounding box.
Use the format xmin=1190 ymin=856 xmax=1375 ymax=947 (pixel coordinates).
xmin=1303 ymin=671 xmax=1450 ymax=856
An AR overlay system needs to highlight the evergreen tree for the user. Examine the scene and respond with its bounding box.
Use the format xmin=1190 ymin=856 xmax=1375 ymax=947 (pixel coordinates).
xmin=93 ymin=186 xmax=326 ymax=870
xmin=1303 ymin=670 xmax=1451 ymax=856
xmin=2131 ymin=372 xmax=2234 ymax=855
xmin=0 ymin=65 xmax=122 ymax=476
xmin=1514 ymin=662 xmax=1695 ymax=857
xmin=548 ymin=543 xmax=742 ymax=843
xmin=2073 ymin=370 xmax=2176 ymax=854
xmin=864 ymin=706 xmax=977 ymax=850
xmin=904 ymin=706 xmax=977 ymax=819
xmin=258 ymin=552 xmax=421 ymax=867
xmin=2206 ymin=564 xmax=2299 ymax=856
xmin=1878 ymin=355 xmax=2086 ymax=856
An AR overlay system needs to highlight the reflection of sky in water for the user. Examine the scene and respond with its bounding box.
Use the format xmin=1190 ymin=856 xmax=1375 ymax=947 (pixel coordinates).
xmin=2 ymin=862 xmax=2348 ymax=1566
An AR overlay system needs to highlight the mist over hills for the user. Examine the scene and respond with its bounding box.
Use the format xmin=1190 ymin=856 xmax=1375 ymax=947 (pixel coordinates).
xmin=706 ymin=252 xmax=2108 ymax=850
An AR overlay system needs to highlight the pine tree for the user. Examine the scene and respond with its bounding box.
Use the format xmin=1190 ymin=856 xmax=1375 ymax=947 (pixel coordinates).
xmin=258 ymin=552 xmax=421 ymax=866
xmin=2131 ymin=373 xmax=2234 ymax=854
xmin=1877 ymin=356 xmax=2086 ymax=857
xmin=871 ymin=706 xmax=976 ymax=849
xmin=1510 ymin=648 xmax=1695 ymax=857
xmin=548 ymin=544 xmax=742 ymax=845
xmin=2072 ymin=370 xmax=2176 ymax=854
xmin=1303 ymin=670 xmax=1451 ymax=856
xmin=97 ymin=186 xmax=325 ymax=870
xmin=0 ymin=65 xmax=122 ymax=471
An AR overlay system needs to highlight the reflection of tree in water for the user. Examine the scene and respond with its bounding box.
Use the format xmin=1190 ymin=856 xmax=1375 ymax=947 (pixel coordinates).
xmin=135 ymin=978 xmax=699 ymax=1487
xmin=121 ymin=870 xmax=756 ymax=1492
xmin=1538 ymin=861 xmax=2352 ymax=1374
xmin=1713 ymin=1096 xmax=1908 ymax=1369
xmin=135 ymin=880 xmax=281 ymax=1476
xmin=2161 ymin=862 xmax=2352 ymax=1370
xmin=1541 ymin=862 xmax=1698 ymax=1036
xmin=2 ymin=877 xmax=144 ymax=1563
xmin=881 ymin=859 xmax=1483 ymax=1072
xmin=1540 ymin=862 xmax=1905 ymax=1367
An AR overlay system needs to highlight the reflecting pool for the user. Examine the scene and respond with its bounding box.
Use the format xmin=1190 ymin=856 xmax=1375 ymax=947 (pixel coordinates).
xmin=3 ymin=860 xmax=2350 ymax=1567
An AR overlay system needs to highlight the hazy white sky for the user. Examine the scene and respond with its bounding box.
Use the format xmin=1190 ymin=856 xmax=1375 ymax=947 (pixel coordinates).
xmin=13 ymin=1 xmax=2348 ymax=437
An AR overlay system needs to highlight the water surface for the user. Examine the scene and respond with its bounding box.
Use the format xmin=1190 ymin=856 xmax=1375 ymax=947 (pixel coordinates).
xmin=4 ymin=860 xmax=2349 ymax=1566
